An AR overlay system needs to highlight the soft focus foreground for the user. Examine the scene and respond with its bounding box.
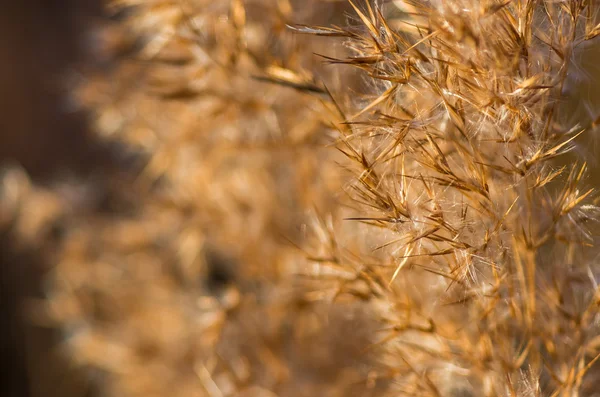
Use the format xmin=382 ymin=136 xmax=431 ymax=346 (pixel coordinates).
xmin=2 ymin=1 xmax=600 ymax=396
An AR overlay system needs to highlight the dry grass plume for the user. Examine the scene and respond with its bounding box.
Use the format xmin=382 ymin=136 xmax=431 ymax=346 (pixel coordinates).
xmin=2 ymin=0 xmax=600 ymax=396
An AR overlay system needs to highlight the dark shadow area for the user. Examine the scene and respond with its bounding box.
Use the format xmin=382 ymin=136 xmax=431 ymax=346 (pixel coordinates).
xmin=0 ymin=2 xmax=105 ymax=396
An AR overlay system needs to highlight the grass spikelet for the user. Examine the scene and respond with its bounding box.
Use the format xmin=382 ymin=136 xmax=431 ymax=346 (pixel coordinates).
xmin=297 ymin=0 xmax=600 ymax=395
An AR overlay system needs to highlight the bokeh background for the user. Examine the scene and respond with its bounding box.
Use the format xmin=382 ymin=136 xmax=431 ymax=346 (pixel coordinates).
xmin=1 ymin=2 xmax=104 ymax=396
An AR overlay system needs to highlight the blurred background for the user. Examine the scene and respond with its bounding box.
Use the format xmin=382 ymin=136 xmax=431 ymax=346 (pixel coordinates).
xmin=0 ymin=2 xmax=104 ymax=396
xmin=0 ymin=3 xmax=357 ymax=396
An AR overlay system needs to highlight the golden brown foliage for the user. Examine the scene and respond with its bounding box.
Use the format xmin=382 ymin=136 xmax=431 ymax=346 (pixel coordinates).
xmin=297 ymin=0 xmax=600 ymax=395
xmin=2 ymin=0 xmax=600 ymax=396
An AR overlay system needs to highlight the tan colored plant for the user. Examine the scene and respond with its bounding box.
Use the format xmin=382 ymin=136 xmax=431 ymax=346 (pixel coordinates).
xmin=296 ymin=0 xmax=600 ymax=395
xmin=2 ymin=1 xmax=600 ymax=396
xmin=2 ymin=1 xmax=381 ymax=396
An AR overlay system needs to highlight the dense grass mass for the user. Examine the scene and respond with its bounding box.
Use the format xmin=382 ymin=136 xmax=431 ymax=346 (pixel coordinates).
xmin=3 ymin=1 xmax=600 ymax=396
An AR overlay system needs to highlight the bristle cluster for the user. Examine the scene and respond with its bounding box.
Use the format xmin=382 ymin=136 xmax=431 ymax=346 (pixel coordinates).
xmin=297 ymin=0 xmax=600 ymax=395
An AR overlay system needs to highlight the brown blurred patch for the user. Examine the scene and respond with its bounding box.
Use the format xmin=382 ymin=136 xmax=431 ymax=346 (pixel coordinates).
xmin=0 ymin=1 xmax=104 ymax=397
